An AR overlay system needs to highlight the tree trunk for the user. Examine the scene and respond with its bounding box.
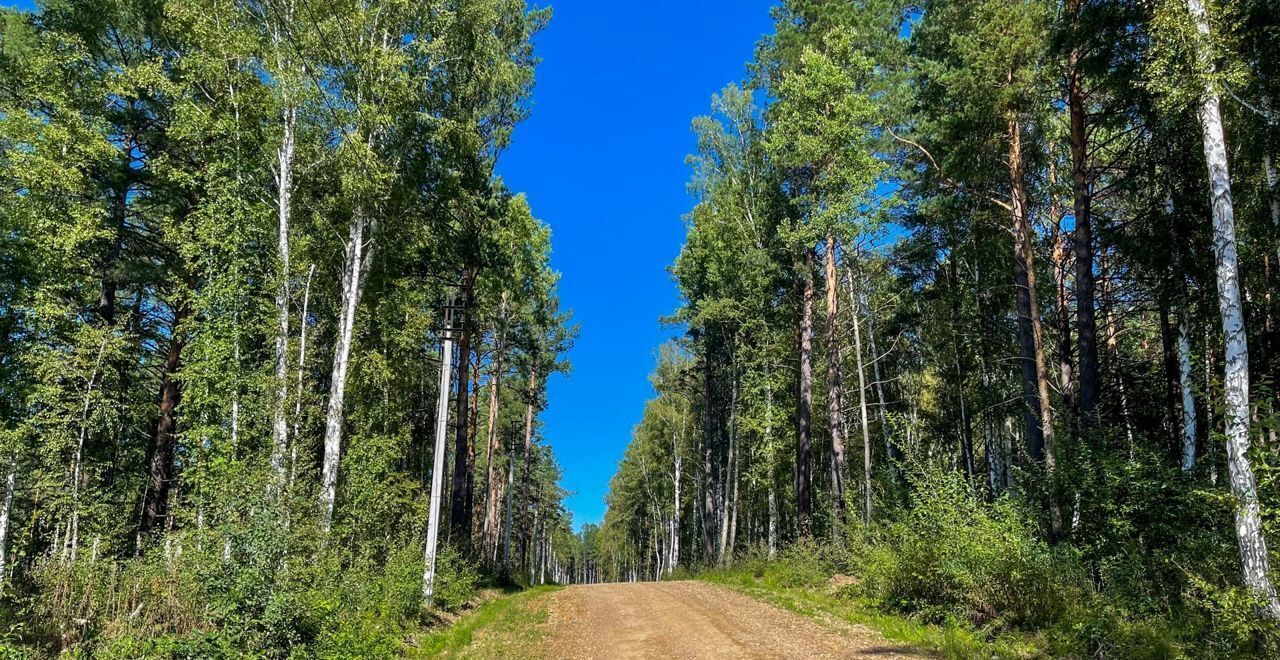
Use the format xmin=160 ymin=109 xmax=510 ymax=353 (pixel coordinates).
xmin=1066 ymin=16 xmax=1098 ymax=421
xmin=1009 ymin=116 xmax=1053 ymax=464
xmin=423 ymin=306 xmax=456 ymax=604
xmin=97 ymin=182 xmax=129 ymax=326
xmin=1178 ymin=314 xmax=1199 ymax=471
xmin=291 ymin=264 xmax=315 ymax=488
xmin=671 ymin=427 xmax=681 ymax=573
xmin=823 ymin=235 xmax=848 ymax=526
xmin=270 ymin=104 xmax=296 ymax=500
xmin=450 ymin=265 xmax=478 ymax=544
xmin=518 ymin=366 xmax=539 ymax=569
xmin=1266 ymin=153 xmax=1280 ymax=264
xmin=1186 ymin=0 xmax=1280 ymax=618
xmin=795 ymin=250 xmax=815 ymax=538
xmin=141 ymin=302 xmax=190 ymax=536
xmin=718 ymin=371 xmax=736 ymax=564
xmin=0 ymin=460 xmax=14 ymax=588
xmin=1160 ymin=301 xmax=1182 ymax=458
xmin=1009 ymin=113 xmax=1061 ymax=539
xmin=1050 ymin=174 xmax=1075 ymax=417
xmin=502 ymin=436 xmax=514 ymax=571
xmin=321 ymin=213 xmax=374 ymax=530
xmin=482 ymin=296 xmax=508 ymax=563
xmin=847 ymin=266 xmax=875 ymax=525
xmin=702 ymin=342 xmax=717 ymax=559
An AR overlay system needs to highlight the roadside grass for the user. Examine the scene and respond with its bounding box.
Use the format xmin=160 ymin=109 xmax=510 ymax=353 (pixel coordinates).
xmin=698 ymin=565 xmax=1043 ymax=659
xmin=408 ymin=585 xmax=559 ymax=659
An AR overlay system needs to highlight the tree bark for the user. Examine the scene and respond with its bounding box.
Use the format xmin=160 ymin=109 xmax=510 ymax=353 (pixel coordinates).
xmin=1010 ymin=116 xmax=1054 ymax=463
xmin=1160 ymin=301 xmax=1182 ymax=457
xmin=1065 ymin=7 xmax=1098 ymax=422
xmin=0 ymin=460 xmax=15 ymax=588
xmin=702 ymin=341 xmax=717 ymax=559
xmin=1050 ymin=163 xmax=1076 ymax=417
xmin=450 ymin=265 xmax=478 ymax=544
xmin=795 ymin=250 xmax=815 ymax=538
xmin=270 ymin=104 xmax=296 ymax=500
xmin=1178 ymin=314 xmax=1199 ymax=471
xmin=320 ymin=213 xmax=375 ymax=530
xmin=1186 ymin=0 xmax=1280 ymax=618
xmin=518 ymin=366 xmax=539 ymax=569
xmin=852 ymin=274 xmax=875 ymax=525
xmin=670 ymin=430 xmax=681 ymax=573
xmin=1009 ymin=113 xmax=1061 ymax=539
xmin=823 ymin=234 xmax=849 ymax=527
xmin=291 ymin=264 xmax=315 ymax=488
xmin=97 ymin=181 xmax=129 ymax=325
xmin=141 ymin=301 xmax=190 ymax=536
xmin=482 ymin=295 xmax=508 ymax=563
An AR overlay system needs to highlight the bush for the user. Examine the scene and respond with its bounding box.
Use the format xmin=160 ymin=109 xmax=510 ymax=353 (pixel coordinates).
xmin=856 ymin=470 xmax=1087 ymax=630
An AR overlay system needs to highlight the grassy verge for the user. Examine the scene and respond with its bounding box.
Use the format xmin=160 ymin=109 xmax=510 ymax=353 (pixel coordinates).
xmin=408 ymin=585 xmax=559 ymax=659
xmin=698 ymin=566 xmax=1043 ymax=659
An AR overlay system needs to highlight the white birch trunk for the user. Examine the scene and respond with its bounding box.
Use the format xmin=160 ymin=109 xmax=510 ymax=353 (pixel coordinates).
xmin=321 ymin=214 xmax=374 ymax=530
xmin=0 ymin=461 xmax=14 ymax=589
xmin=670 ymin=437 xmax=681 ymax=574
xmin=502 ymin=436 xmax=515 ymax=571
xmin=1179 ymin=315 xmax=1199 ymax=471
xmin=767 ymin=488 xmax=777 ymax=559
xmin=270 ymin=105 xmax=296 ymax=499
xmin=290 ymin=263 xmax=315 ymax=489
xmin=423 ymin=309 xmax=456 ymax=604
xmin=1187 ymin=0 xmax=1280 ymax=618
xmin=847 ymin=267 xmax=874 ymax=526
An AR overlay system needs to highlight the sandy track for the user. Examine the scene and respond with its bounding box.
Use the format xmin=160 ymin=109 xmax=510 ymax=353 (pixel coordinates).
xmin=540 ymin=581 xmax=928 ymax=659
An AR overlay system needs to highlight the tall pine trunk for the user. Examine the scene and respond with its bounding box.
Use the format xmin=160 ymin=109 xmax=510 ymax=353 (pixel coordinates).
xmin=1185 ymin=0 xmax=1280 ymax=617
xmin=1009 ymin=113 xmax=1061 ymax=539
xmin=450 ymin=266 xmax=477 ymax=543
xmin=1065 ymin=8 xmax=1098 ymax=422
xmin=142 ymin=302 xmax=190 ymax=536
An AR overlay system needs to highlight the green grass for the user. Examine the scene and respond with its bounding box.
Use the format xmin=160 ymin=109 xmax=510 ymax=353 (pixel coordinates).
xmin=408 ymin=585 xmax=559 ymax=659
xmin=698 ymin=566 xmax=1045 ymax=659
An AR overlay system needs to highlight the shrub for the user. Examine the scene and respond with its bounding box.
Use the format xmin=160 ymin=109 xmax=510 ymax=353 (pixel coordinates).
xmin=862 ymin=469 xmax=1087 ymax=630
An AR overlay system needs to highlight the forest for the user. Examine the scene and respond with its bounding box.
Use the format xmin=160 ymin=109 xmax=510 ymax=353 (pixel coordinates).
xmin=0 ymin=0 xmax=584 ymax=656
xmin=588 ymin=0 xmax=1280 ymax=655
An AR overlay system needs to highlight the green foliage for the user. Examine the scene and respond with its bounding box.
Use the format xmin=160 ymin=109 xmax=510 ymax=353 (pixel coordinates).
xmin=867 ymin=470 xmax=1082 ymax=629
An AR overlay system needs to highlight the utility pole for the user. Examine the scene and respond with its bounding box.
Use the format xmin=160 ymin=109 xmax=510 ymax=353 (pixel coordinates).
xmin=423 ymin=296 xmax=458 ymax=604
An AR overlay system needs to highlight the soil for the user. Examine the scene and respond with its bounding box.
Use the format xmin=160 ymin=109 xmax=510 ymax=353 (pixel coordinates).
xmin=537 ymin=580 xmax=929 ymax=659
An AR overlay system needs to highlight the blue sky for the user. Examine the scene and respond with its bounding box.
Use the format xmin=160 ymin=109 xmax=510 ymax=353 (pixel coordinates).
xmin=498 ymin=1 xmax=776 ymax=529
xmin=1 ymin=0 xmax=779 ymax=530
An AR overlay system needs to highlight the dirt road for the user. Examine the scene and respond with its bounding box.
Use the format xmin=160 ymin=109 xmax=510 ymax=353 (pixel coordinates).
xmin=539 ymin=581 xmax=928 ymax=659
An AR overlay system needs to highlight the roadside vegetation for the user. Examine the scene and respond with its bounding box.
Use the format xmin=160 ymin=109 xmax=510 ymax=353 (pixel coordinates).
xmin=411 ymin=585 xmax=558 ymax=659
xmin=695 ymin=469 xmax=1269 ymax=658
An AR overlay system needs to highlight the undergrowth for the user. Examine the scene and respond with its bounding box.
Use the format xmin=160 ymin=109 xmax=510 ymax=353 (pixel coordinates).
xmin=698 ymin=469 xmax=1280 ymax=659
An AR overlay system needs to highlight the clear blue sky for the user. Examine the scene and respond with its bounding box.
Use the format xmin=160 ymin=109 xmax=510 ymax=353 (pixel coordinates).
xmin=1 ymin=0 xmax=779 ymax=530
xmin=497 ymin=1 xmax=775 ymax=529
